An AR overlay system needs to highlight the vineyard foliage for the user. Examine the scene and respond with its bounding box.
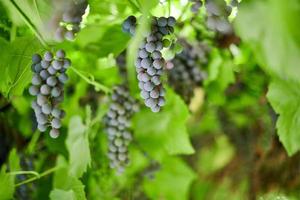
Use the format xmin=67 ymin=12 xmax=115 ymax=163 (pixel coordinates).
xmin=0 ymin=0 xmax=300 ymax=199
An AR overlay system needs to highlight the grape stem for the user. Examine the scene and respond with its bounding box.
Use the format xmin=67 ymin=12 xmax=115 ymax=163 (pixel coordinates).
xmin=9 ymin=170 xmax=40 ymax=178
xmin=14 ymin=167 xmax=58 ymax=187
xmin=70 ymin=67 xmax=111 ymax=94
xmin=127 ymin=0 xmax=140 ymax=11
xmin=9 ymin=0 xmax=48 ymax=47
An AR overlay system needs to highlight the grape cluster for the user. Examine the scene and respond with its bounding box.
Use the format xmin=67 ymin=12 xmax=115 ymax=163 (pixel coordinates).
xmin=167 ymin=41 xmax=208 ymax=103
xmin=205 ymin=0 xmax=233 ymax=35
xmin=122 ymin=16 xmax=176 ymax=112
xmin=29 ymin=50 xmax=70 ymax=138
xmin=103 ymin=85 xmax=139 ymax=173
xmin=189 ymin=0 xmax=203 ymax=13
xmin=54 ymin=0 xmax=88 ymax=41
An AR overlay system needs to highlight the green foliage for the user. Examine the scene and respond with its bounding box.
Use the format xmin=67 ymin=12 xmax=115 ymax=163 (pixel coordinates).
xmin=267 ymin=79 xmax=300 ymax=155
xmin=235 ymin=0 xmax=300 ymax=155
xmin=143 ymin=157 xmax=196 ymax=200
xmin=66 ymin=116 xmax=91 ymax=178
xmin=0 ymin=37 xmax=42 ymax=98
xmin=133 ymin=88 xmax=194 ymax=160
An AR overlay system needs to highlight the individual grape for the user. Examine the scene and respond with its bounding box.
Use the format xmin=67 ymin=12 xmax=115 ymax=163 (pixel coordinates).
xmin=29 ymin=50 xmax=69 ymax=138
xmin=41 ymin=103 xmax=52 ymax=115
xmin=44 ymin=51 xmax=53 ymax=61
xmin=29 ymin=85 xmax=39 ymax=96
xmin=58 ymin=73 xmax=68 ymax=83
xmin=52 ymin=60 xmax=63 ymax=70
xmin=49 ymin=128 xmax=59 ymax=138
xmin=157 ymin=17 xmax=168 ymax=27
xmin=32 ymin=54 xmax=41 ymax=64
xmin=51 ymin=87 xmax=61 ymax=97
xmin=37 ymin=124 xmax=47 ymax=132
xmin=40 ymin=84 xmax=51 ymax=95
xmin=56 ymin=50 xmax=65 ymax=59
xmin=46 ymin=76 xmax=57 ymax=87
xmin=103 ymin=85 xmax=139 ymax=173
xmin=51 ymin=118 xmax=61 ymax=129
xmin=40 ymin=70 xmax=50 ymax=80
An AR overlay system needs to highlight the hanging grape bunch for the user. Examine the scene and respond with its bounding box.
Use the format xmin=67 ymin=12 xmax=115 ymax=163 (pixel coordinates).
xmin=167 ymin=40 xmax=208 ymax=103
xmin=54 ymin=0 xmax=88 ymax=41
xmin=29 ymin=50 xmax=71 ymax=138
xmin=205 ymin=0 xmax=233 ymax=35
xmin=122 ymin=15 xmax=176 ymax=112
xmin=189 ymin=0 xmax=203 ymax=13
xmin=103 ymin=85 xmax=139 ymax=173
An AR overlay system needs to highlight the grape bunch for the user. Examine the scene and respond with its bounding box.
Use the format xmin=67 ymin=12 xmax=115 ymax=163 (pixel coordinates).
xmin=29 ymin=50 xmax=70 ymax=138
xmin=103 ymin=85 xmax=139 ymax=173
xmin=189 ymin=0 xmax=203 ymax=13
xmin=54 ymin=0 xmax=88 ymax=41
xmin=205 ymin=0 xmax=233 ymax=35
xmin=167 ymin=41 xmax=208 ymax=103
xmin=122 ymin=15 xmax=176 ymax=112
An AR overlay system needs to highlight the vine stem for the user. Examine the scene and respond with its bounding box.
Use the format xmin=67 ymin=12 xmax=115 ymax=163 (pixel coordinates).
xmin=10 ymin=0 xmax=48 ymax=47
xmin=9 ymin=170 xmax=40 ymax=178
xmin=70 ymin=67 xmax=111 ymax=94
xmin=14 ymin=167 xmax=58 ymax=187
xmin=168 ymin=0 xmax=171 ymax=16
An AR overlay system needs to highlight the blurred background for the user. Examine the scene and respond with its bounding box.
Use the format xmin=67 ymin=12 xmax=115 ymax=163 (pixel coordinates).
xmin=0 ymin=0 xmax=300 ymax=199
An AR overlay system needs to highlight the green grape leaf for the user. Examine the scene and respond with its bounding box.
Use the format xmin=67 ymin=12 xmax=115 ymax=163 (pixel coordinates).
xmin=0 ymin=37 xmax=42 ymax=98
xmin=66 ymin=116 xmax=91 ymax=178
xmin=267 ymin=79 xmax=300 ymax=156
xmin=234 ymin=0 xmax=300 ymax=82
xmin=51 ymin=156 xmax=86 ymax=200
xmin=78 ymin=25 xmax=129 ymax=58
xmin=8 ymin=148 xmax=20 ymax=172
xmin=133 ymin=88 xmax=194 ymax=159
xmin=50 ymin=189 xmax=76 ymax=200
xmin=0 ymin=167 xmax=14 ymax=200
xmin=143 ymin=157 xmax=196 ymax=200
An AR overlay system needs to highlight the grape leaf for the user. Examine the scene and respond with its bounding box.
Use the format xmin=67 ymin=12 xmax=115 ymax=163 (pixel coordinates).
xmin=267 ymin=79 xmax=300 ymax=156
xmin=66 ymin=116 xmax=91 ymax=178
xmin=51 ymin=156 xmax=86 ymax=200
xmin=0 ymin=37 xmax=42 ymax=98
xmin=143 ymin=157 xmax=196 ymax=200
xmin=234 ymin=0 xmax=300 ymax=82
xmin=78 ymin=25 xmax=130 ymax=58
xmin=50 ymin=189 xmax=76 ymax=200
xmin=133 ymin=88 xmax=194 ymax=160
xmin=0 ymin=167 xmax=14 ymax=200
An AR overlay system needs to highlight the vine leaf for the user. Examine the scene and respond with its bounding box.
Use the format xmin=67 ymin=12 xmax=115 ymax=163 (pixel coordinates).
xmin=143 ymin=157 xmax=196 ymax=200
xmin=133 ymin=88 xmax=194 ymax=160
xmin=267 ymin=79 xmax=300 ymax=156
xmin=50 ymin=156 xmax=86 ymax=200
xmin=66 ymin=116 xmax=91 ymax=178
xmin=0 ymin=37 xmax=43 ymax=98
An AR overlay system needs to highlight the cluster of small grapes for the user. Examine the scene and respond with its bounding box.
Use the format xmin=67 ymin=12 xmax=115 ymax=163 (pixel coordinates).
xmin=205 ymin=0 xmax=233 ymax=35
xmin=29 ymin=50 xmax=70 ymax=138
xmin=103 ymin=85 xmax=139 ymax=173
xmin=122 ymin=15 xmax=176 ymax=112
xmin=189 ymin=0 xmax=203 ymax=13
xmin=167 ymin=41 xmax=208 ymax=103
xmin=54 ymin=0 xmax=88 ymax=41
xmin=15 ymin=154 xmax=35 ymax=200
